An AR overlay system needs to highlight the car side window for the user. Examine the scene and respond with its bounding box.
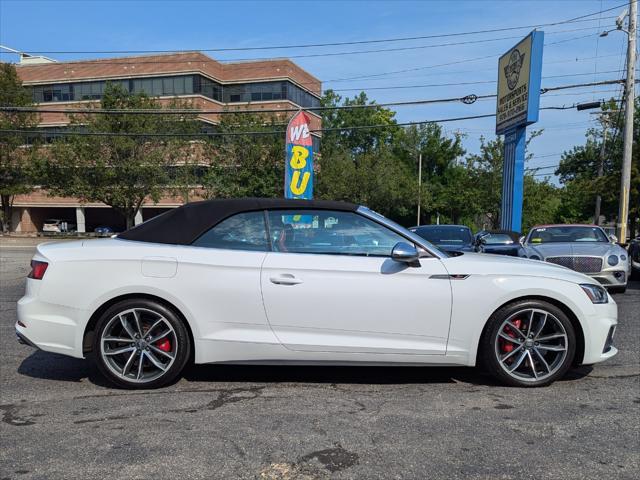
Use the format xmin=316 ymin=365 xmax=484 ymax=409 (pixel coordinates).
xmin=192 ymin=211 xmax=268 ymax=251
xmin=267 ymin=210 xmax=408 ymax=256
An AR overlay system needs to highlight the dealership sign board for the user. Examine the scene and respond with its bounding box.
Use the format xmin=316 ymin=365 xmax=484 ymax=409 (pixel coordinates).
xmin=495 ymin=31 xmax=544 ymax=135
xmin=284 ymin=111 xmax=314 ymax=199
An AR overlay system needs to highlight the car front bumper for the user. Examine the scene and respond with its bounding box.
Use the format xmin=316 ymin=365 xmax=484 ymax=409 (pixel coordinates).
xmin=585 ymin=264 xmax=631 ymax=287
xmin=580 ymin=298 xmax=618 ymax=365
xmin=588 ymin=269 xmax=628 ymax=288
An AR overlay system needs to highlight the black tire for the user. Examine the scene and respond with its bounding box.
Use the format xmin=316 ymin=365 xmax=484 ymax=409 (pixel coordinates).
xmin=92 ymin=298 xmax=191 ymax=389
xmin=479 ymin=299 xmax=576 ymax=387
xmin=608 ymin=286 xmax=627 ymax=294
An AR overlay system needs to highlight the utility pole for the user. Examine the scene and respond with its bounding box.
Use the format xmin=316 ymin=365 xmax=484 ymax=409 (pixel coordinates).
xmin=594 ymin=124 xmax=607 ymax=225
xmin=617 ymin=0 xmax=637 ymax=243
xmin=416 ymin=153 xmax=422 ymax=226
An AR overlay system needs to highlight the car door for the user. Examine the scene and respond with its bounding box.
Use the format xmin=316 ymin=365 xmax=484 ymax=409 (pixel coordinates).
xmin=175 ymin=211 xmax=277 ymax=349
xmin=260 ymin=209 xmax=453 ymax=355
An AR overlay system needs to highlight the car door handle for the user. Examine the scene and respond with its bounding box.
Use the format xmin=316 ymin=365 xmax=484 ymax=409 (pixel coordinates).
xmin=270 ymin=274 xmax=303 ymax=285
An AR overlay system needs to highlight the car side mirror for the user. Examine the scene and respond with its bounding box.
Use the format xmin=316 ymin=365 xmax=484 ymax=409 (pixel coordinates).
xmin=519 ymin=236 xmax=525 ymax=244
xmin=391 ymin=242 xmax=420 ymax=267
xmin=476 ymin=232 xmax=489 ymax=246
xmin=609 ymin=234 xmax=618 ymax=243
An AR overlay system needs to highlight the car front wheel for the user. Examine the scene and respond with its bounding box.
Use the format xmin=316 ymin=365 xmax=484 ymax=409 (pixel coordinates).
xmin=93 ymin=299 xmax=191 ymax=389
xmin=480 ymin=300 xmax=576 ymax=387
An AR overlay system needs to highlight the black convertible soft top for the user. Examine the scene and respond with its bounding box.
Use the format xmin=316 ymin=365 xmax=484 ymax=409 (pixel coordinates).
xmin=118 ymin=197 xmax=358 ymax=245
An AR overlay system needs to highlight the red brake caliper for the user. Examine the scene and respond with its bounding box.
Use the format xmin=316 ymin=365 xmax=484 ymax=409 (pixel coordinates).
xmin=155 ymin=339 xmax=171 ymax=352
xmin=500 ymin=319 xmax=522 ymax=358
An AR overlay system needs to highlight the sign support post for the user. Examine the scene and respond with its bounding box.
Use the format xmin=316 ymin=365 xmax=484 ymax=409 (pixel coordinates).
xmin=501 ymin=127 xmax=526 ymax=230
xmin=495 ymin=30 xmax=544 ymax=232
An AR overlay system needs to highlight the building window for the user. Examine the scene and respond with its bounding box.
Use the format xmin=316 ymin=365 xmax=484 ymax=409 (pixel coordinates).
xmin=30 ymin=75 xmax=319 ymax=108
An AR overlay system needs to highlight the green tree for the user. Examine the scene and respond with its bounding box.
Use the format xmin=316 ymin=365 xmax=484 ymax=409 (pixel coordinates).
xmin=465 ymin=131 xmax=559 ymax=232
xmin=0 ymin=63 xmax=39 ymax=232
xmin=393 ymin=123 xmax=466 ymax=225
xmin=318 ymin=91 xmax=467 ymax=225
xmin=200 ymin=112 xmax=284 ymax=199
xmin=317 ymin=90 xmax=412 ymax=220
xmin=556 ymin=98 xmax=640 ymax=235
xmin=320 ymin=90 xmax=400 ymax=157
xmin=316 ymin=146 xmax=415 ymax=220
xmin=522 ymin=175 xmax=561 ymax=231
xmin=44 ymin=84 xmax=200 ymax=228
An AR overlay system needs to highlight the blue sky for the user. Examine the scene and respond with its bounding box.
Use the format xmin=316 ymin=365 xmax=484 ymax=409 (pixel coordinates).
xmin=0 ymin=0 xmax=631 ymax=181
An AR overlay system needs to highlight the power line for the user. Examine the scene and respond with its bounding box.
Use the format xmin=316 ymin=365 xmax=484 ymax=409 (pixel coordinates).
xmin=2 ymin=78 xmax=632 ymax=117
xmin=1 ymin=27 xmax=607 ymax=67
xmin=325 ymin=69 xmax=624 ymax=94
xmin=526 ymin=164 xmax=560 ymax=171
xmin=0 ymin=114 xmax=496 ymax=137
xmin=0 ymin=104 xmax=602 ymax=138
xmin=7 ymin=5 xmax=625 ymax=55
xmin=321 ymin=38 xmax=617 ymax=84
xmin=319 ymin=52 xmax=628 ymax=86
xmin=0 ymin=93 xmax=491 ymax=115
xmin=541 ymin=78 xmax=632 ymax=93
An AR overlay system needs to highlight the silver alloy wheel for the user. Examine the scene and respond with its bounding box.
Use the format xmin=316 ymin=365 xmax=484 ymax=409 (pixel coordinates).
xmin=100 ymin=308 xmax=177 ymax=384
xmin=494 ymin=308 xmax=568 ymax=383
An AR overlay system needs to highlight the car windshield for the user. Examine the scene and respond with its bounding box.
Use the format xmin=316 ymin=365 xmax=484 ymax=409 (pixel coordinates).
xmin=527 ymin=226 xmax=608 ymax=243
xmin=484 ymin=233 xmax=515 ymax=245
xmin=412 ymin=226 xmax=472 ymax=245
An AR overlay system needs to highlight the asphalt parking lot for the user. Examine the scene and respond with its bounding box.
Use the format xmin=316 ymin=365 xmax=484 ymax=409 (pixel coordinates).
xmin=1 ymin=241 xmax=639 ymax=480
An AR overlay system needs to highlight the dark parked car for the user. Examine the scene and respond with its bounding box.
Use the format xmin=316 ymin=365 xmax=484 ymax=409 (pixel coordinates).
xmin=475 ymin=230 xmax=524 ymax=257
xmin=629 ymin=237 xmax=640 ymax=279
xmin=94 ymin=226 xmax=114 ymax=235
xmin=409 ymin=225 xmax=475 ymax=253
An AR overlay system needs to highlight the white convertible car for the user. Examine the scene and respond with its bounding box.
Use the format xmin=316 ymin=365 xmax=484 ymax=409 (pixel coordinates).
xmin=16 ymin=198 xmax=617 ymax=388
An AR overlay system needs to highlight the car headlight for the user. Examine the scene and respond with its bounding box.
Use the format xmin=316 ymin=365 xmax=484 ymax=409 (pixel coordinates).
xmin=607 ymin=255 xmax=619 ymax=266
xmin=580 ymin=283 xmax=609 ymax=304
xmin=529 ymin=255 xmax=541 ymax=260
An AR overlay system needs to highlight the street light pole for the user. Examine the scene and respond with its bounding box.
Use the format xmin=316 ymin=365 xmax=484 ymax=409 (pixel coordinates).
xmin=595 ymin=125 xmax=607 ymax=225
xmin=417 ymin=153 xmax=422 ymax=226
xmin=617 ymin=0 xmax=637 ymax=243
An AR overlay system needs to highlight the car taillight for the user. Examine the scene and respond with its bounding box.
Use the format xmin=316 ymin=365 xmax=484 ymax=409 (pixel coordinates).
xmin=28 ymin=260 xmax=48 ymax=280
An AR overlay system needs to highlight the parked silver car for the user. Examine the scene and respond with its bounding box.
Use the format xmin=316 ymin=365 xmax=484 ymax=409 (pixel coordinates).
xmin=521 ymin=224 xmax=630 ymax=293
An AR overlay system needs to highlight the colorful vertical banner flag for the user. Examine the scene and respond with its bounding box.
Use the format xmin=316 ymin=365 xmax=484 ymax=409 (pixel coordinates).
xmin=285 ymin=111 xmax=313 ymax=199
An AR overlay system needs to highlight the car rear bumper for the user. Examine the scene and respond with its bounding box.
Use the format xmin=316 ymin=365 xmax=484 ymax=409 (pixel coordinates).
xmin=16 ymin=294 xmax=86 ymax=358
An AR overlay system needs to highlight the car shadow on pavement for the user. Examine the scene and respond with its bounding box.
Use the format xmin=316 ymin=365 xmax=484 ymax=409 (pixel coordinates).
xmin=181 ymin=363 xmax=593 ymax=387
xmin=16 ymin=350 xmax=593 ymax=388
xmin=623 ymin=280 xmax=640 ymax=291
xmin=17 ymin=350 xmax=114 ymax=388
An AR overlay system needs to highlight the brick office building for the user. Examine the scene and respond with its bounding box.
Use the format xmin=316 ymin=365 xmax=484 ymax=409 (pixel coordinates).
xmin=10 ymin=52 xmax=322 ymax=233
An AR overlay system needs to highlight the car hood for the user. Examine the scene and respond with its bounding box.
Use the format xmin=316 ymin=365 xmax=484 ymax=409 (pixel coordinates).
xmin=436 ymin=243 xmax=474 ymax=252
xmin=524 ymin=242 xmax=622 ymax=258
xmin=441 ymin=252 xmax=593 ymax=284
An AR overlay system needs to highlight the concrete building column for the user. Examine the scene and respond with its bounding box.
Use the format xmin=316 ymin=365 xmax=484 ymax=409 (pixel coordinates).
xmin=11 ymin=208 xmax=22 ymax=232
xmin=134 ymin=209 xmax=143 ymax=226
xmin=75 ymin=207 xmax=86 ymax=233
xmin=17 ymin=208 xmax=36 ymax=233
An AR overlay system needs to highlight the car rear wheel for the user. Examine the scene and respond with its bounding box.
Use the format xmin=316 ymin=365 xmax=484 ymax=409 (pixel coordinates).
xmin=480 ymin=300 xmax=576 ymax=387
xmin=93 ymin=299 xmax=191 ymax=389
